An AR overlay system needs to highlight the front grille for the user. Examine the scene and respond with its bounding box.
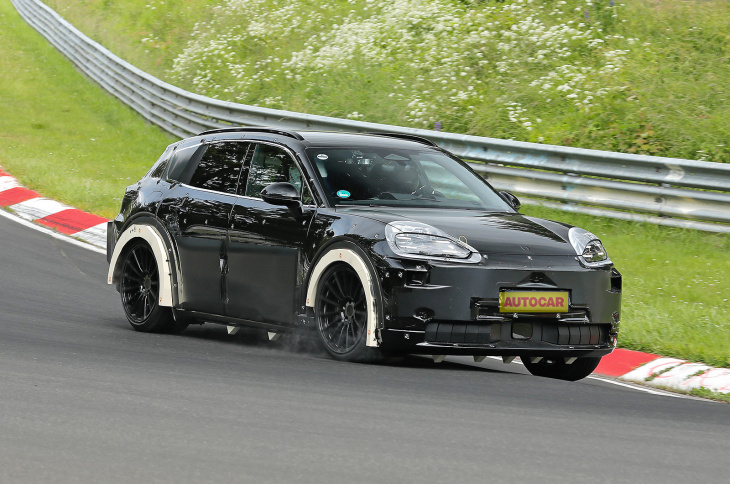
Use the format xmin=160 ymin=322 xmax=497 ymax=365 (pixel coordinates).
xmin=541 ymin=323 xmax=607 ymax=345
xmin=425 ymin=322 xmax=498 ymax=345
xmin=423 ymin=300 xmax=610 ymax=346
xmin=424 ymin=320 xmax=610 ymax=346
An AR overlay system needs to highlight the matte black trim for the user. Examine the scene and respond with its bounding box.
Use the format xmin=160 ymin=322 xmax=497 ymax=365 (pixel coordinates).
xmin=184 ymin=310 xmax=293 ymax=333
xmin=106 ymin=221 xmax=115 ymax=263
xmin=198 ymin=126 xmax=305 ymax=141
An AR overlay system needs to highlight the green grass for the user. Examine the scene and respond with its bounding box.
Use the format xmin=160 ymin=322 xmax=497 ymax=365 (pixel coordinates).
xmin=44 ymin=0 xmax=221 ymax=74
xmin=1 ymin=0 xmax=728 ymax=367
xmin=0 ymin=0 xmax=175 ymax=218
xmin=43 ymin=0 xmax=730 ymax=163
xmin=687 ymin=387 xmax=730 ymax=404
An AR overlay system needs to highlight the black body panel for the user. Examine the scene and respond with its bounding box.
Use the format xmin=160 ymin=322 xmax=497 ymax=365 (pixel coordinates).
xmin=227 ymin=199 xmax=311 ymax=325
xmin=158 ymin=185 xmax=236 ymax=314
xmin=335 ymin=207 xmax=573 ymax=255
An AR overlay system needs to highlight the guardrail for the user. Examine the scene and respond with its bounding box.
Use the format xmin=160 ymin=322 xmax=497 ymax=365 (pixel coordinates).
xmin=12 ymin=0 xmax=730 ymax=232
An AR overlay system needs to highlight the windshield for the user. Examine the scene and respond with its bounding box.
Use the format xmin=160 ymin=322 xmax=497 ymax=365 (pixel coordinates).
xmin=306 ymin=147 xmax=513 ymax=210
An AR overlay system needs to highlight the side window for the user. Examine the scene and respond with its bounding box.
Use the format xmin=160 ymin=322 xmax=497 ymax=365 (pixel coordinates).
xmin=165 ymin=151 xmax=186 ymax=182
xmin=146 ymin=146 xmax=172 ymax=179
xmin=244 ymin=144 xmax=312 ymax=203
xmin=148 ymin=156 xmax=169 ymax=179
xmin=166 ymin=144 xmax=203 ymax=183
xmin=289 ymin=164 xmax=315 ymax=205
xmin=188 ymin=142 xmax=249 ymax=194
xmin=420 ymin=159 xmax=482 ymax=203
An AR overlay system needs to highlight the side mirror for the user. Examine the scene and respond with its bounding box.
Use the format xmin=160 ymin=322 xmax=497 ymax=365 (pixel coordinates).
xmin=499 ymin=191 xmax=521 ymax=211
xmin=261 ymin=182 xmax=300 ymax=206
xmin=261 ymin=182 xmax=303 ymax=218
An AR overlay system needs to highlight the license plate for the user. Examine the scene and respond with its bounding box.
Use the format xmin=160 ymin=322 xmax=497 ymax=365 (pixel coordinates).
xmin=499 ymin=291 xmax=569 ymax=313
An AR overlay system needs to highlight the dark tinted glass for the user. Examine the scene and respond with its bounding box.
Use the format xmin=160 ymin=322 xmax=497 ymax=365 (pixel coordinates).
xmin=306 ymin=147 xmax=511 ymax=211
xmin=145 ymin=146 xmax=172 ymax=179
xmin=148 ymin=157 xmax=169 ymax=179
xmin=188 ymin=142 xmax=249 ymax=194
xmin=166 ymin=145 xmax=202 ymax=183
xmin=244 ymin=144 xmax=310 ymax=201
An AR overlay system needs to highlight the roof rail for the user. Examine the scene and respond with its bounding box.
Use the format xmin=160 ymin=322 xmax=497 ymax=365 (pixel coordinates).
xmin=365 ymin=132 xmax=438 ymax=147
xmin=198 ymin=126 xmax=305 ymax=141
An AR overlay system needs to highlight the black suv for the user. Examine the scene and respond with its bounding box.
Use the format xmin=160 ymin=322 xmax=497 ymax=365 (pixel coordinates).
xmin=107 ymin=127 xmax=621 ymax=381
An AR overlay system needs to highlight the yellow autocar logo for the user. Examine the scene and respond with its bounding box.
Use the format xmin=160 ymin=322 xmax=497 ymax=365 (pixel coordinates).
xmin=499 ymin=291 xmax=569 ymax=313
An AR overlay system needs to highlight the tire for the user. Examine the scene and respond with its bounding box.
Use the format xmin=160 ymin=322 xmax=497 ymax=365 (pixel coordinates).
xmin=120 ymin=240 xmax=187 ymax=333
xmin=522 ymin=356 xmax=601 ymax=381
xmin=315 ymin=261 xmax=382 ymax=363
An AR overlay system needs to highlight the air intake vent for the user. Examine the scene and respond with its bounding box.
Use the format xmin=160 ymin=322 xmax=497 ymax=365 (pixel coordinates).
xmin=425 ymin=323 xmax=499 ymax=345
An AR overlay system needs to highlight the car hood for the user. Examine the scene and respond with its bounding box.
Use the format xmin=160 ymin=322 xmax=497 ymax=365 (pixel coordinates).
xmin=338 ymin=207 xmax=575 ymax=256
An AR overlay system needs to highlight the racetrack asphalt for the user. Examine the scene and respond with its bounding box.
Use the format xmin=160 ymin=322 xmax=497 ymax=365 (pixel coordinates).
xmin=0 ymin=213 xmax=727 ymax=483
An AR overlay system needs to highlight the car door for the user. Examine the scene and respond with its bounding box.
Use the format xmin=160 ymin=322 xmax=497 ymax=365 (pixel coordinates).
xmin=158 ymin=140 xmax=251 ymax=315
xmin=226 ymin=142 xmax=315 ymax=325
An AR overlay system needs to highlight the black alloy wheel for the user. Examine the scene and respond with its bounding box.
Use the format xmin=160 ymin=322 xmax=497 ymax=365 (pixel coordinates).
xmin=120 ymin=240 xmax=181 ymax=333
xmin=522 ymin=356 xmax=602 ymax=381
xmin=316 ymin=263 xmax=379 ymax=361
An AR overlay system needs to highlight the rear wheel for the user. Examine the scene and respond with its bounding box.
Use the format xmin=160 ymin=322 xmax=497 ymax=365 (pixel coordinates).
xmin=315 ymin=262 xmax=382 ymax=363
xmin=120 ymin=240 xmax=186 ymax=333
xmin=522 ymin=356 xmax=601 ymax=381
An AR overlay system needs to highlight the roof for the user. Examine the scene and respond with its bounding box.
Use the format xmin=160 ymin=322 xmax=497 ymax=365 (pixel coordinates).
xmin=196 ymin=127 xmax=438 ymax=150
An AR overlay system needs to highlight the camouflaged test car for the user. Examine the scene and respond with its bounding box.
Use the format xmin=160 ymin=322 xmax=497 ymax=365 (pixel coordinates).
xmin=107 ymin=128 xmax=621 ymax=381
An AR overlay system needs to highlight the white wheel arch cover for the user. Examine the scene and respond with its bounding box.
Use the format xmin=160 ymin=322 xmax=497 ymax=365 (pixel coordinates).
xmin=306 ymin=248 xmax=379 ymax=347
xmin=107 ymin=224 xmax=174 ymax=307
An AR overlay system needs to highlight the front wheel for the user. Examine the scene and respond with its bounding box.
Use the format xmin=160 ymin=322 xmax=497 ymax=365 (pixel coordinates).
xmin=120 ymin=240 xmax=186 ymax=333
xmin=315 ymin=262 xmax=382 ymax=363
xmin=522 ymin=356 xmax=601 ymax=381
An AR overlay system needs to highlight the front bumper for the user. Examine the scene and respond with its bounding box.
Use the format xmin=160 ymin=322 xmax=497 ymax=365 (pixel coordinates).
xmin=378 ymin=255 xmax=621 ymax=358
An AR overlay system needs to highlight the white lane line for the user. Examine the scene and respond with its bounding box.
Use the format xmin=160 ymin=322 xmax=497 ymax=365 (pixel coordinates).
xmin=586 ymin=375 xmax=708 ymax=400
xmin=0 ymin=207 xmax=105 ymax=254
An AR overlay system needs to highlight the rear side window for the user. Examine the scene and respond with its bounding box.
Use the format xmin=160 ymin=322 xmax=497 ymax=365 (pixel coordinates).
xmin=145 ymin=145 xmax=173 ymax=179
xmin=166 ymin=144 xmax=204 ymax=183
xmin=188 ymin=142 xmax=250 ymax=194
xmin=148 ymin=157 xmax=169 ymax=179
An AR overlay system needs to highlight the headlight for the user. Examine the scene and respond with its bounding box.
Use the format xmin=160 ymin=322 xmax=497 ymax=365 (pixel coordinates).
xmin=385 ymin=221 xmax=481 ymax=263
xmin=568 ymin=227 xmax=611 ymax=267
